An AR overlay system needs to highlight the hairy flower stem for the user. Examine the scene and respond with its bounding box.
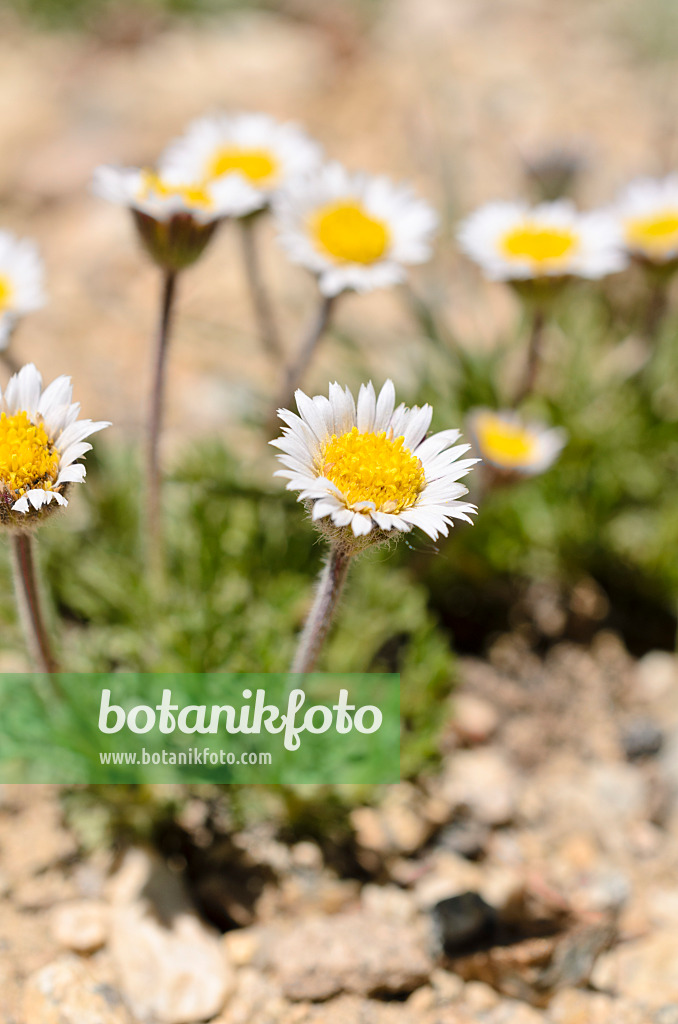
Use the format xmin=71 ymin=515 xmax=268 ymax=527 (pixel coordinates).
xmin=291 ymin=545 xmax=352 ymax=673
xmin=240 ymin=216 xmax=284 ymax=363
xmin=513 ymin=306 xmax=545 ymax=407
xmin=11 ymin=531 xmax=58 ymax=673
xmin=146 ymin=269 xmax=178 ymax=579
xmin=272 ymin=294 xmax=336 ymax=427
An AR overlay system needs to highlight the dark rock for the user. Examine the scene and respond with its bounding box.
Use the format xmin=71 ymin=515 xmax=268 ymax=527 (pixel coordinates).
xmin=431 ymin=892 xmax=496 ymax=956
xmin=622 ymin=719 xmax=664 ymax=761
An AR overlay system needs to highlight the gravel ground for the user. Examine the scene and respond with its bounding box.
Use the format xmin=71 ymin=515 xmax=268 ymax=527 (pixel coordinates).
xmin=2 ymin=634 xmax=678 ymax=1021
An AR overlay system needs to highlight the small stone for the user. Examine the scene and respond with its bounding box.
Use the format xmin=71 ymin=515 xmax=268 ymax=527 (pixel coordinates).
xmin=260 ymin=910 xmax=433 ymax=1001
xmin=437 ymin=818 xmax=490 ymax=861
xmin=549 ymin=987 xmax=645 ymax=1024
xmin=351 ymin=806 xmax=389 ymax=854
xmin=463 ymin=979 xmax=500 ymax=1011
xmin=111 ymin=904 xmax=234 ymax=1022
xmin=429 ymin=967 xmax=464 ymax=1003
xmin=622 ymin=718 xmax=664 ymax=760
xmin=588 ymin=930 xmax=678 ymax=1006
xmin=22 ymin=955 xmax=126 ymax=1024
xmin=107 ymin=850 xmax=234 ymax=1023
xmin=291 ymin=842 xmax=323 ymax=871
xmin=223 ymin=928 xmax=261 ymax=967
xmin=634 ymin=652 xmax=678 ymax=702
xmin=441 ymin=749 xmax=518 ymax=826
xmin=361 ymin=883 xmax=417 ymax=923
xmin=50 ymin=900 xmax=109 ymax=954
xmin=575 ymin=870 xmax=631 ymax=915
xmin=211 ymin=968 xmax=285 ymax=1024
xmin=452 ymin=694 xmax=499 ymax=745
xmin=406 ymin=985 xmax=436 ymax=1012
xmin=431 ymin=892 xmax=496 ymax=956
xmin=485 ymin=1000 xmax=545 ymax=1023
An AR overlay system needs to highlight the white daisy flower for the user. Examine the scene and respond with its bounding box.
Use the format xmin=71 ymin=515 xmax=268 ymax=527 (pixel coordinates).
xmin=159 ymin=112 xmax=322 ymax=214
xmin=92 ymin=164 xmax=262 ymax=223
xmin=0 ymin=231 xmax=45 ymax=350
xmin=93 ymin=163 xmax=261 ymax=270
xmin=0 ymin=363 xmax=110 ymax=528
xmin=614 ymin=175 xmax=678 ymax=264
xmin=271 ymin=379 xmax=478 ymax=543
xmin=457 ymin=200 xmax=626 ymax=281
xmin=274 ymin=162 xmax=438 ymax=297
xmin=468 ymin=408 xmax=566 ymax=476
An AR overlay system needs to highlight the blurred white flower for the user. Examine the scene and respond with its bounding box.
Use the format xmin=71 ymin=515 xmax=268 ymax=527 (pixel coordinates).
xmin=274 ymin=162 xmax=438 ymax=297
xmin=0 ymin=231 xmax=45 ymax=350
xmin=468 ymin=408 xmax=566 ymax=476
xmin=0 ymin=364 xmax=110 ymax=528
xmin=614 ymin=175 xmax=678 ymax=264
xmin=92 ymin=164 xmax=261 ymax=270
xmin=457 ymin=200 xmax=626 ymax=281
xmin=160 ymin=112 xmax=322 ymax=215
xmin=92 ymin=164 xmax=261 ymax=223
xmin=272 ymin=379 xmax=477 ymax=542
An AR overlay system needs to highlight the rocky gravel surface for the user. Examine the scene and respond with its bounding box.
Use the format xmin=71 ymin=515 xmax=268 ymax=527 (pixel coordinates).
xmin=2 ymin=632 xmax=678 ymax=1022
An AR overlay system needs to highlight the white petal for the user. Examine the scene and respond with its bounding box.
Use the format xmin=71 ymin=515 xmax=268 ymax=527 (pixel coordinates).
xmin=57 ymin=464 xmax=86 ymax=485
xmin=356 ymin=381 xmax=377 ymax=433
xmin=374 ymin=379 xmax=396 ymax=432
xmin=351 ymin=512 xmax=374 ymax=537
xmin=4 ymin=363 xmax=42 ymax=416
xmin=55 ymin=419 xmax=111 ymax=453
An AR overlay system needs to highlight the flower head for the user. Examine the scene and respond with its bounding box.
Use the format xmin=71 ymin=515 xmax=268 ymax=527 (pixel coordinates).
xmin=0 ymin=364 xmax=110 ymax=529
xmin=92 ymin=164 xmax=261 ymax=270
xmin=467 ymin=408 xmax=566 ymax=476
xmin=0 ymin=231 xmax=45 ymax=350
xmin=160 ymin=113 xmax=322 ymax=215
xmin=272 ymin=379 xmax=477 ymax=547
xmin=274 ymin=162 xmax=438 ymax=297
xmin=614 ymin=175 xmax=678 ymax=265
xmin=457 ymin=200 xmax=626 ymax=282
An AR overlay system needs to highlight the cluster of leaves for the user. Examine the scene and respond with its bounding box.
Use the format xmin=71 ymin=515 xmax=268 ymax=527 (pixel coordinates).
xmin=407 ymin=276 xmax=678 ymax=654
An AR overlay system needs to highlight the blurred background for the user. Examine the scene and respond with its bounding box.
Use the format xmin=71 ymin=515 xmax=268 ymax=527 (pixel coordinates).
xmin=2 ymin=0 xmax=678 ymax=1021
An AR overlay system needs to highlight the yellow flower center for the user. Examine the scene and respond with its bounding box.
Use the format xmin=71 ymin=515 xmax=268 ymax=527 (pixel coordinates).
xmin=313 ymin=202 xmax=390 ymax=264
xmin=139 ymin=170 xmax=213 ymax=210
xmin=321 ymin=426 xmax=425 ymax=513
xmin=625 ymin=210 xmax=678 ymax=258
xmin=475 ymin=413 xmax=537 ymax=468
xmin=0 ymin=410 xmax=59 ymax=497
xmin=0 ymin=274 xmax=14 ymax=313
xmin=207 ymin=147 xmax=278 ymax=185
xmin=501 ymin=223 xmax=578 ymax=269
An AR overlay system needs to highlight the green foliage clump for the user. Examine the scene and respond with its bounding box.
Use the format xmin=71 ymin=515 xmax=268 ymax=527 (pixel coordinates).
xmin=0 ymin=438 xmax=458 ymax=776
xmin=408 ymin=278 xmax=678 ymax=653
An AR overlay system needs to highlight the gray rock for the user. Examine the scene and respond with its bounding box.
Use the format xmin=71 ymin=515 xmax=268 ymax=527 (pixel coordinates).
xmin=431 ymin=892 xmax=496 ymax=955
xmin=622 ymin=719 xmax=664 ymax=761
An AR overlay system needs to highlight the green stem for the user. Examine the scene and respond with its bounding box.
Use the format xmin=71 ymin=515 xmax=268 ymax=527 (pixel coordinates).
xmin=513 ymin=307 xmax=545 ymax=406
xmin=240 ymin=216 xmax=284 ymax=363
xmin=11 ymin=531 xmax=58 ymax=673
xmin=146 ymin=269 xmax=178 ymax=577
xmin=291 ymin=545 xmax=352 ymax=673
